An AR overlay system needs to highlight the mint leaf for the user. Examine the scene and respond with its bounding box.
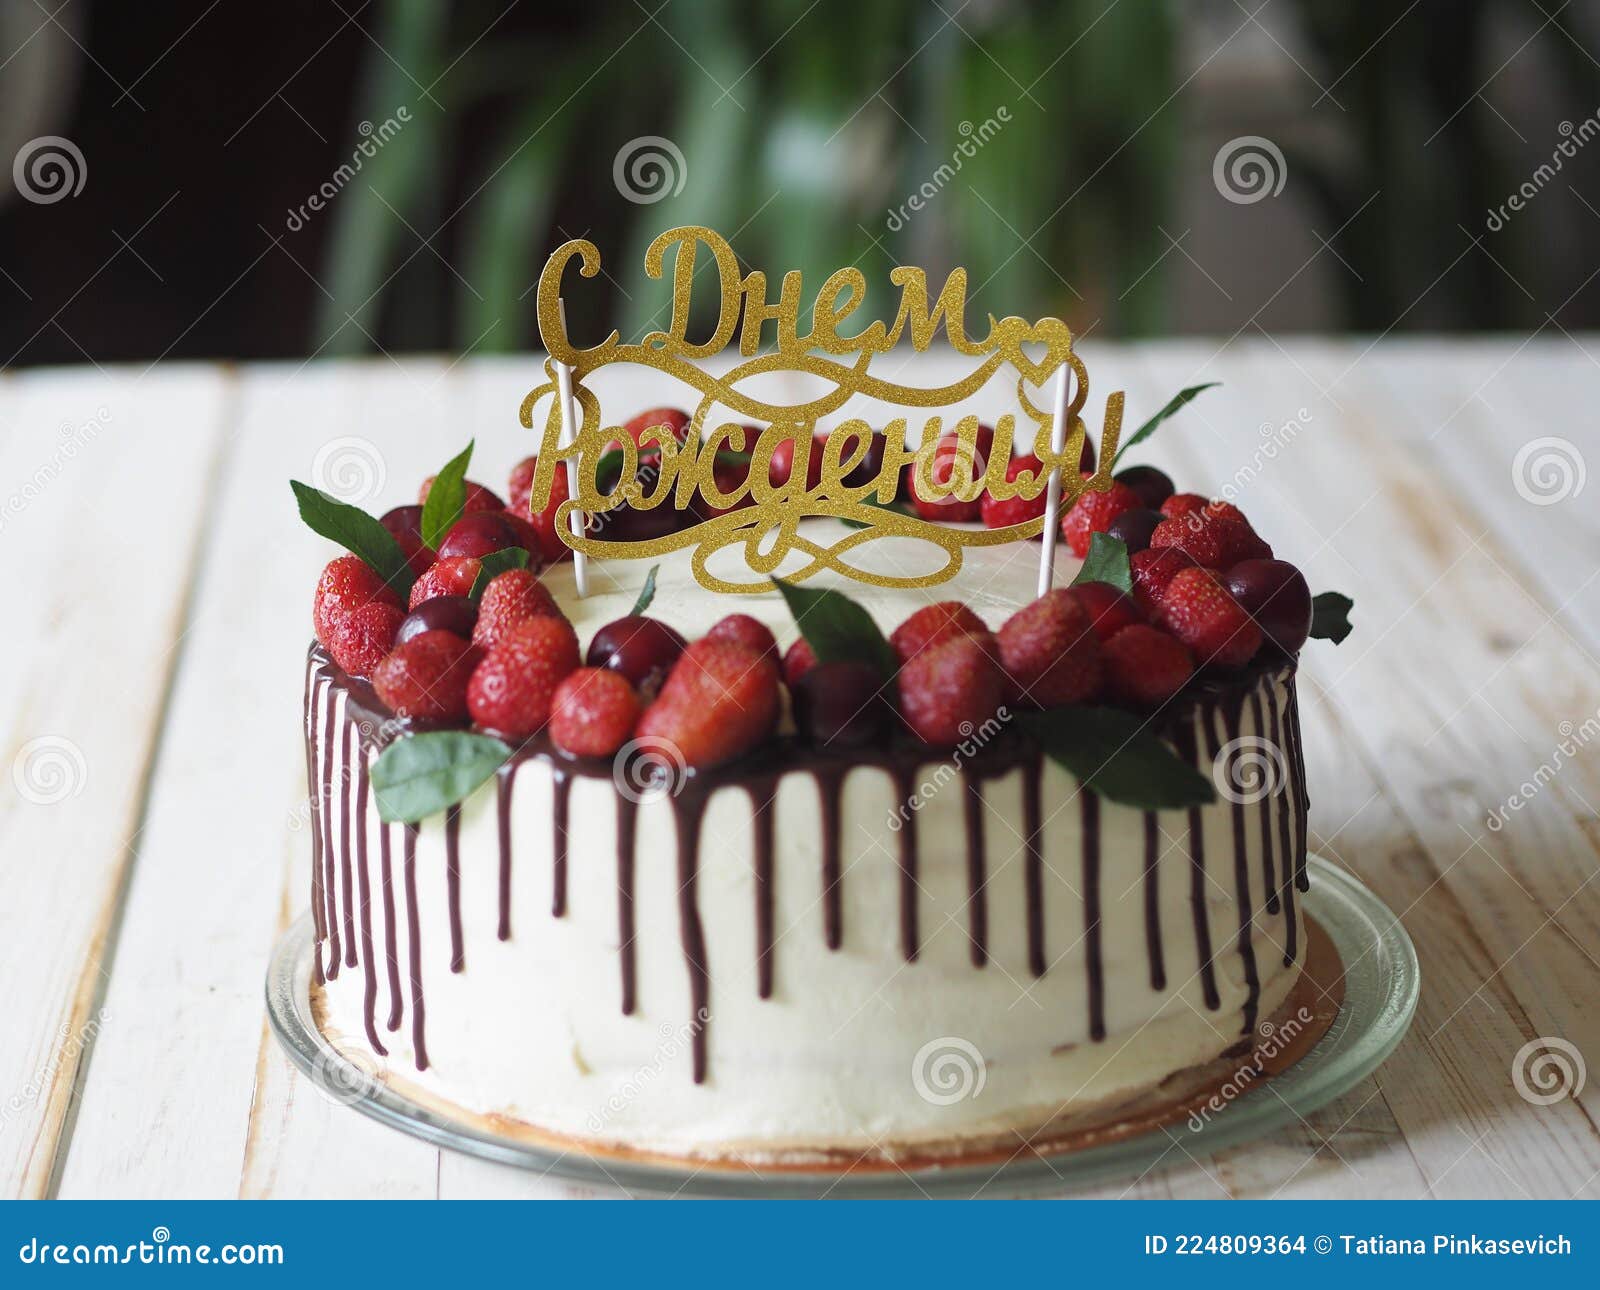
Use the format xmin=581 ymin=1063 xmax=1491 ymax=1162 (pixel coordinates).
xmin=1071 ymin=532 xmax=1132 ymax=594
xmin=371 ymin=731 xmax=511 ymax=823
xmin=1110 ymin=383 xmax=1219 ymax=469
xmin=631 ymin=564 xmax=660 ymax=615
xmin=420 ymin=440 xmax=474 ymax=550
xmin=1019 ymin=707 xmax=1215 ymax=810
xmin=1309 ymin=591 xmax=1354 ymax=644
xmin=771 ymin=576 xmax=898 ymax=678
xmin=468 ymin=546 xmax=530 ymax=599
xmin=839 ymin=494 xmax=915 ymax=530
xmin=291 ymin=480 xmax=414 ymax=596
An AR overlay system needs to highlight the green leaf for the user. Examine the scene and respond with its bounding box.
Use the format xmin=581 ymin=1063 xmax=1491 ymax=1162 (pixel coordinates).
xmin=1110 ymin=383 xmax=1220 ymax=469
xmin=839 ymin=494 xmax=915 ymax=530
xmin=1309 ymin=591 xmax=1354 ymax=645
xmin=631 ymin=564 xmax=660 ymax=615
xmin=1019 ymin=707 xmax=1215 ymax=810
xmin=420 ymin=440 xmax=474 ymax=550
xmin=771 ymin=576 xmax=898 ymax=679
xmin=290 ymin=481 xmax=414 ymax=596
xmin=1071 ymin=532 xmax=1132 ymax=593
xmin=467 ymin=546 xmax=530 ymax=599
xmin=370 ymin=731 xmax=511 ymax=824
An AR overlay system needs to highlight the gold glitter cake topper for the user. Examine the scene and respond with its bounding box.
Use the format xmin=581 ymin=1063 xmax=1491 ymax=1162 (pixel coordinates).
xmin=521 ymin=226 xmax=1124 ymax=594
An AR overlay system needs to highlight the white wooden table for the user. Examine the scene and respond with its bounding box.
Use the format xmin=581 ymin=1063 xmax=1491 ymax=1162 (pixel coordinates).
xmin=4 ymin=340 xmax=1598 ymax=1200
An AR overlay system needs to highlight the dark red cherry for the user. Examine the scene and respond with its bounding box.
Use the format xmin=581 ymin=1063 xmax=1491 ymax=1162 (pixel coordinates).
xmin=792 ymin=661 xmax=889 ymax=748
xmin=1079 ymin=437 xmax=1096 ymax=474
xmin=586 ymin=615 xmax=688 ymax=699
xmin=1114 ymin=465 xmax=1175 ymax=510
xmin=381 ymin=504 xmax=436 ymax=575
xmin=1105 ymin=507 xmax=1164 ymax=554
xmin=394 ymin=595 xmax=478 ymax=647
xmin=768 ymin=434 xmax=824 ymax=490
xmin=438 ymin=512 xmax=533 ymax=561
xmin=1224 ymin=559 xmax=1312 ymax=654
xmin=839 ymin=428 xmax=887 ymax=489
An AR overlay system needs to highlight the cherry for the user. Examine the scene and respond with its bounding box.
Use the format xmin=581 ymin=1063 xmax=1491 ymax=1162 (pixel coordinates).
xmin=394 ymin=595 xmax=479 ymax=647
xmin=768 ymin=433 xmax=824 ymax=490
xmin=1106 ymin=506 xmax=1164 ymax=554
xmin=586 ymin=615 xmax=688 ymax=700
xmin=438 ymin=512 xmax=534 ymax=561
xmin=1113 ymin=465 xmax=1175 ymax=510
xmin=381 ymin=504 xmax=436 ymax=575
xmin=1223 ymin=559 xmax=1312 ymax=653
xmin=838 ymin=428 xmax=887 ymax=489
xmin=791 ymin=661 xmax=889 ymax=748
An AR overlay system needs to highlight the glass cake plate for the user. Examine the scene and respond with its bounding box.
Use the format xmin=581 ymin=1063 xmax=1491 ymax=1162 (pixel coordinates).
xmin=265 ymin=853 xmax=1418 ymax=1197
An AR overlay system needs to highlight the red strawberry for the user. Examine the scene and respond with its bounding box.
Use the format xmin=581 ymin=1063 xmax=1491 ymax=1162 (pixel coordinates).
xmin=508 ymin=456 xmax=574 ymax=564
xmin=980 ymin=454 xmax=1049 ymax=529
xmin=997 ymin=590 xmax=1103 ymax=707
xmin=1129 ymin=547 xmax=1197 ymax=612
xmin=473 ymin=569 xmax=564 ymax=650
xmin=466 ymin=616 xmax=581 ymax=738
xmin=905 ymin=425 xmax=993 ymax=521
xmin=635 ymin=640 xmax=781 ymax=769
xmin=1160 ymin=492 xmax=1208 ymax=519
xmin=314 ymin=554 xmax=402 ymax=646
xmin=706 ymin=613 xmax=777 ymax=659
xmin=1160 ymin=568 xmax=1262 ymax=667
xmin=549 ymin=667 xmax=642 ymax=757
xmin=1149 ymin=514 xmax=1228 ymax=568
xmin=1060 ymin=476 xmax=1141 ymax=557
xmin=898 ymin=633 xmax=1007 ymax=746
xmin=408 ymin=557 xmax=481 ymax=609
xmin=1102 ymin=624 xmax=1195 ymax=707
xmin=329 ymin=601 xmax=406 ymax=677
xmin=783 ymin=637 xmax=816 ymax=687
xmin=371 ymin=629 xmax=479 ymax=720
xmin=1067 ymin=581 xmax=1146 ymax=642
xmin=418 ymin=476 xmax=504 ymax=514
xmin=620 ymin=407 xmax=692 ymax=455
xmin=1197 ymin=501 xmax=1272 ymax=563
xmin=890 ymin=601 xmax=988 ymax=665
xmin=697 ymin=426 xmax=757 ymax=519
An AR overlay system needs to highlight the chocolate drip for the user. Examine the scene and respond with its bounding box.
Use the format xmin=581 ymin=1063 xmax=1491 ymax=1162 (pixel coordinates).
xmin=674 ymin=804 xmax=710 ymax=1084
xmin=961 ymin=780 xmax=989 ymax=967
xmin=403 ymin=823 xmax=428 ymax=1070
xmin=551 ymin=769 xmax=570 ymax=918
xmin=750 ymin=787 xmax=776 ymax=999
xmin=353 ymin=754 xmax=386 ymax=1055
xmin=445 ymin=804 xmax=464 ymax=973
xmin=1216 ymin=700 xmax=1260 ymax=1036
xmin=1082 ymin=791 xmax=1104 ymax=1042
xmin=320 ymin=684 xmax=341 ymax=979
xmin=888 ymin=768 xmax=919 ymax=961
xmin=1142 ymin=812 xmax=1165 ymax=990
xmin=817 ymin=765 xmax=844 ymax=950
xmin=616 ymin=796 xmax=637 ymax=1015
xmin=1175 ymin=722 xmax=1220 ymax=1010
xmin=304 ymin=668 xmax=326 ymax=986
xmin=339 ymin=719 xmax=357 ymax=968
xmin=496 ymin=766 xmax=514 ymax=941
xmin=379 ymin=822 xmax=402 ymax=1032
xmin=1249 ymin=691 xmax=1281 ymax=915
xmin=1022 ymin=760 xmax=1045 ymax=977
xmin=1284 ymin=681 xmax=1310 ymax=893
xmin=1269 ymin=691 xmax=1299 ymax=968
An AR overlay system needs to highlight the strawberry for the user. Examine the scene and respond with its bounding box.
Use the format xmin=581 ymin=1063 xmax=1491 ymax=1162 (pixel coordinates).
xmin=697 ymin=426 xmax=757 ymax=519
xmin=890 ymin=601 xmax=988 ymax=665
xmin=1129 ymin=547 xmax=1197 ymax=613
xmin=314 ymin=554 xmax=402 ymax=646
xmin=329 ymin=601 xmax=406 ymax=678
xmin=466 ymin=616 xmax=581 ymax=738
xmin=1160 ymin=492 xmax=1208 ymax=519
xmin=898 ymin=632 xmax=1007 ymax=746
xmin=418 ymin=476 xmax=504 ymax=514
xmin=997 ymin=590 xmax=1103 ymax=707
xmin=408 ymin=556 xmax=481 ymax=609
xmin=371 ymin=629 xmax=479 ymax=720
xmin=620 ymin=407 xmax=691 ymax=455
xmin=549 ymin=667 xmax=642 ymax=757
xmin=635 ymin=639 xmax=781 ymax=769
xmin=473 ymin=569 xmax=564 ymax=650
xmin=783 ymin=637 xmax=816 ymax=687
xmin=1150 ymin=502 xmax=1271 ymax=569
xmin=1197 ymin=501 xmax=1272 ymax=563
xmin=1067 ymin=581 xmax=1146 ymax=643
xmin=980 ymin=454 xmax=1049 ymax=529
xmin=1160 ymin=567 xmax=1262 ymax=667
xmin=905 ymin=425 xmax=993 ymax=521
xmin=706 ymin=613 xmax=777 ymax=660
xmin=1102 ymin=624 xmax=1194 ymax=707
xmin=1060 ymin=476 xmax=1142 ymax=557
xmin=508 ymin=456 xmax=574 ymax=564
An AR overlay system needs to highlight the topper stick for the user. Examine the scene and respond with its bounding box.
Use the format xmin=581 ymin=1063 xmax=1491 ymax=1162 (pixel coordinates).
xmin=554 ymin=297 xmax=588 ymax=597
xmin=1035 ymin=362 xmax=1074 ymax=598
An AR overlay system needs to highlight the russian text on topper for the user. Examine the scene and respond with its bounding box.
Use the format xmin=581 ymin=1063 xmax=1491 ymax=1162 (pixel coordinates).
xmin=520 ymin=226 xmax=1123 ymax=595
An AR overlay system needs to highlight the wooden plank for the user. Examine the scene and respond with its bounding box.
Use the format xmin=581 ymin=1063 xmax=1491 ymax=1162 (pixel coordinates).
xmin=0 ymin=364 xmax=229 ymax=1198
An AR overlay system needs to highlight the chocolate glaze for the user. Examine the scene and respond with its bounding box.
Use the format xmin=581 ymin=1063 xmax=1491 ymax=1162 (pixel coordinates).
xmin=339 ymin=720 xmax=357 ymax=969
xmin=305 ymin=646 xmax=1307 ymax=1079
xmin=303 ymin=669 xmax=326 ymax=986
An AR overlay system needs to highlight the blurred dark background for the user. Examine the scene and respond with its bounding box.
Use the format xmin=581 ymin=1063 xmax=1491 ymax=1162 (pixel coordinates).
xmin=4 ymin=0 xmax=1599 ymax=367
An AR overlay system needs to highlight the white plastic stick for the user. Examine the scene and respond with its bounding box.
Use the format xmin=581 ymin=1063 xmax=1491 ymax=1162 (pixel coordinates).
xmin=554 ymin=297 xmax=588 ymax=597
xmin=1036 ymin=362 xmax=1074 ymax=597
